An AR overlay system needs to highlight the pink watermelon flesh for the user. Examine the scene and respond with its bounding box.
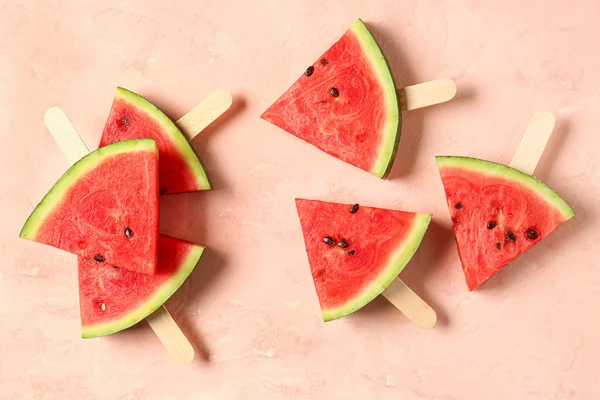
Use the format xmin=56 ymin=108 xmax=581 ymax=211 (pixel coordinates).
xmin=78 ymin=234 xmax=204 ymax=338
xmin=436 ymin=156 xmax=575 ymax=290
xmin=20 ymin=139 xmax=159 ymax=275
xmin=261 ymin=19 xmax=400 ymax=178
xmin=100 ymin=87 xmax=211 ymax=195
xmin=295 ymin=199 xmax=431 ymax=321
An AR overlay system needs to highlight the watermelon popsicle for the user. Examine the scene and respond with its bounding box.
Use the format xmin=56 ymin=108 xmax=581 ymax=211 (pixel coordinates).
xmin=436 ymin=112 xmax=575 ymax=290
xmin=42 ymin=90 xmax=232 ymax=364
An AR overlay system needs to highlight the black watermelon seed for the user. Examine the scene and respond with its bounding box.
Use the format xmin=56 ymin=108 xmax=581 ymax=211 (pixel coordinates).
xmin=526 ymin=228 xmax=539 ymax=240
xmin=94 ymin=254 xmax=105 ymax=263
xmin=323 ymin=237 xmax=335 ymax=246
xmin=124 ymin=227 xmax=133 ymax=238
xmin=113 ymin=266 xmax=119 ymax=270
xmin=350 ymin=204 xmax=359 ymax=213
xmin=348 ymin=250 xmax=356 ymax=256
xmin=338 ymin=241 xmax=349 ymax=248
xmin=496 ymin=242 xmax=502 ymax=250
xmin=305 ymin=66 xmax=314 ymax=76
xmin=320 ymin=58 xmax=329 ymax=65
xmin=329 ymin=87 xmax=339 ymax=97
xmin=487 ymin=221 xmax=497 ymax=229
xmin=454 ymin=203 xmax=463 ymax=209
xmin=505 ymin=231 xmax=516 ymax=242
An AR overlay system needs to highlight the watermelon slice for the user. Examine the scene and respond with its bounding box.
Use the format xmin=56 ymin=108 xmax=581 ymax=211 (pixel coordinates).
xmin=436 ymin=156 xmax=575 ymax=290
xmin=79 ymin=234 xmax=204 ymax=338
xmin=20 ymin=139 xmax=159 ymax=275
xmin=295 ymin=199 xmax=431 ymax=321
xmin=261 ymin=19 xmax=401 ymax=178
xmin=100 ymin=87 xmax=211 ymax=194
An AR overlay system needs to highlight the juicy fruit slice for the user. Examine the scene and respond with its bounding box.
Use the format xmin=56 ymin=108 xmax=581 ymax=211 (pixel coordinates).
xmin=295 ymin=199 xmax=431 ymax=321
xmin=261 ymin=19 xmax=400 ymax=178
xmin=20 ymin=139 xmax=159 ymax=275
xmin=436 ymin=156 xmax=575 ymax=290
xmin=79 ymin=234 xmax=204 ymax=338
xmin=100 ymin=87 xmax=211 ymax=194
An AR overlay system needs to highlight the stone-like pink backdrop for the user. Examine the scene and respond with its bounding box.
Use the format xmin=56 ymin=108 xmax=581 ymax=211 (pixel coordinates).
xmin=1 ymin=1 xmax=597 ymax=399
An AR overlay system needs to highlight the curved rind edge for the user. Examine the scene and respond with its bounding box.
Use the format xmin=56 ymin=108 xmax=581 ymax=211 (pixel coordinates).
xmin=81 ymin=244 xmax=205 ymax=338
xmin=115 ymin=87 xmax=212 ymax=191
xmin=435 ymin=156 xmax=575 ymax=220
xmin=321 ymin=213 xmax=432 ymax=321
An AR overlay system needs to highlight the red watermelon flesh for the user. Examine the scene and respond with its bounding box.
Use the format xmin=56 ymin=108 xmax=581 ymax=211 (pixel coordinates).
xmin=79 ymin=234 xmax=204 ymax=338
xmin=20 ymin=139 xmax=159 ymax=275
xmin=436 ymin=156 xmax=575 ymax=290
xmin=295 ymin=199 xmax=431 ymax=321
xmin=100 ymin=87 xmax=211 ymax=195
xmin=261 ymin=19 xmax=400 ymax=178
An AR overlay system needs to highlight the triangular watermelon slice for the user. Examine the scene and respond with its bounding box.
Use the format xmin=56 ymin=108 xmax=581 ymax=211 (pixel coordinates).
xmin=436 ymin=156 xmax=575 ymax=290
xmin=295 ymin=199 xmax=431 ymax=321
xmin=261 ymin=19 xmax=401 ymax=178
xmin=78 ymin=234 xmax=204 ymax=338
xmin=99 ymin=87 xmax=211 ymax=194
xmin=20 ymin=139 xmax=159 ymax=275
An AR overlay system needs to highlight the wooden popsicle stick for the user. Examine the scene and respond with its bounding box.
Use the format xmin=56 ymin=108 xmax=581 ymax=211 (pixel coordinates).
xmin=510 ymin=111 xmax=555 ymax=175
xmin=176 ymin=89 xmax=233 ymax=141
xmin=382 ymin=278 xmax=437 ymax=329
xmin=399 ymin=78 xmax=457 ymax=112
xmin=44 ymin=107 xmax=195 ymax=365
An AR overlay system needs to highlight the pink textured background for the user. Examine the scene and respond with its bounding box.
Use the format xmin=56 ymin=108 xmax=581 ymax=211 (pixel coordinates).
xmin=1 ymin=1 xmax=598 ymax=399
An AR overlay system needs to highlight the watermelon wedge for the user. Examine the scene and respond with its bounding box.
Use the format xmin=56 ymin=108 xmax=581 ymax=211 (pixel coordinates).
xmin=295 ymin=199 xmax=431 ymax=321
xmin=79 ymin=234 xmax=204 ymax=338
xmin=100 ymin=87 xmax=211 ymax=194
xmin=261 ymin=19 xmax=401 ymax=178
xmin=436 ymin=156 xmax=575 ymax=290
xmin=20 ymin=139 xmax=159 ymax=275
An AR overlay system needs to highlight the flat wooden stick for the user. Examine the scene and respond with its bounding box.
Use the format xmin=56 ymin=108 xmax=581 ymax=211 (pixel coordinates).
xmin=146 ymin=306 xmax=195 ymax=365
xmin=382 ymin=278 xmax=437 ymax=329
xmin=510 ymin=111 xmax=555 ymax=175
xmin=399 ymin=78 xmax=457 ymax=112
xmin=176 ymin=89 xmax=233 ymax=141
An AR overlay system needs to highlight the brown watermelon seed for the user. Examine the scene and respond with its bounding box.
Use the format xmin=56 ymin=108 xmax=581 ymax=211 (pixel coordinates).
xmin=338 ymin=241 xmax=349 ymax=248
xmin=323 ymin=237 xmax=335 ymax=246
xmin=320 ymin=58 xmax=329 ymax=65
xmin=506 ymin=231 xmax=516 ymax=242
xmin=329 ymin=87 xmax=339 ymax=97
xmin=496 ymin=242 xmax=502 ymax=250
xmin=526 ymin=228 xmax=539 ymax=240
xmin=487 ymin=221 xmax=497 ymax=229
xmin=94 ymin=254 xmax=105 ymax=263
xmin=350 ymin=204 xmax=359 ymax=213
xmin=124 ymin=227 xmax=133 ymax=238
xmin=348 ymin=250 xmax=356 ymax=256
xmin=113 ymin=266 xmax=119 ymax=270
xmin=454 ymin=203 xmax=463 ymax=209
xmin=305 ymin=66 xmax=314 ymax=76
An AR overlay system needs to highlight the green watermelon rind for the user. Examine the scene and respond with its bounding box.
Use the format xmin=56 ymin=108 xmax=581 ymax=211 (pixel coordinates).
xmin=351 ymin=19 xmax=401 ymax=179
xmin=435 ymin=156 xmax=575 ymax=220
xmin=19 ymin=139 xmax=158 ymax=241
xmin=322 ymin=213 xmax=432 ymax=322
xmin=81 ymin=244 xmax=205 ymax=338
xmin=115 ymin=87 xmax=212 ymax=191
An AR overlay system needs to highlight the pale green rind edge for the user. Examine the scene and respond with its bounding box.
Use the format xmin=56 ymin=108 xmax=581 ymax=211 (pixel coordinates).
xmin=115 ymin=87 xmax=212 ymax=191
xmin=81 ymin=245 xmax=205 ymax=338
xmin=321 ymin=213 xmax=432 ymax=322
xmin=19 ymin=139 xmax=158 ymax=241
xmin=435 ymin=156 xmax=575 ymax=220
xmin=351 ymin=19 xmax=401 ymax=179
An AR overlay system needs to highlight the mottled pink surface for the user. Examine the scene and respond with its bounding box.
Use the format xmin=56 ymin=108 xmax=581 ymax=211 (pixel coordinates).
xmin=1 ymin=1 xmax=598 ymax=399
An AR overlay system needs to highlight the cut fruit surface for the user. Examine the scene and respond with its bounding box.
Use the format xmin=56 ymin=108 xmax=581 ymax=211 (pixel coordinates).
xmin=79 ymin=234 xmax=204 ymax=338
xmin=20 ymin=139 xmax=159 ymax=275
xmin=436 ymin=156 xmax=575 ymax=290
xmin=261 ymin=19 xmax=400 ymax=178
xmin=295 ymin=199 xmax=431 ymax=321
xmin=100 ymin=87 xmax=211 ymax=194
